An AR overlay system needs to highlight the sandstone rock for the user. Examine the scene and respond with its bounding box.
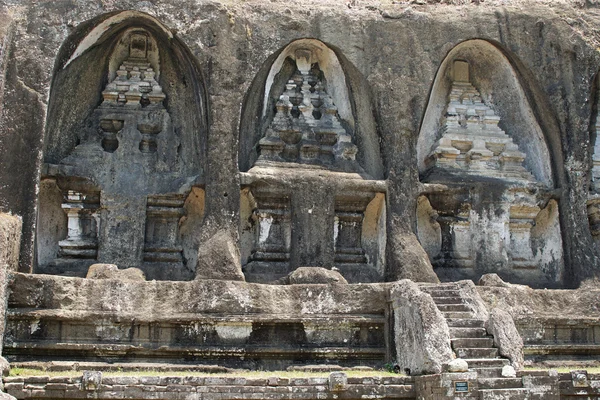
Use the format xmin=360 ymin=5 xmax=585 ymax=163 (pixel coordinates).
xmin=0 ymin=392 xmax=17 ymax=400
xmin=0 ymin=357 xmax=9 ymax=377
xmin=82 ymin=370 xmax=102 ymax=391
xmin=116 ymin=268 xmax=147 ymax=282
xmin=287 ymin=267 xmax=348 ymax=284
xmin=86 ymin=264 xmax=146 ymax=281
xmin=328 ymin=372 xmax=347 ymax=391
xmin=0 ymin=214 xmax=21 ymax=272
xmin=195 ymin=230 xmax=245 ymax=281
xmin=287 ymin=364 xmax=344 ymax=372
xmin=390 ymin=280 xmax=453 ymax=375
xmin=478 ymin=273 xmax=510 ymax=287
xmin=0 ymin=214 xmax=21 ymax=356
xmin=486 ymin=308 xmax=524 ymax=370
xmin=456 ymin=280 xmax=489 ymax=320
xmin=446 ymin=358 xmax=468 ymax=372
xmin=502 ymin=365 xmax=516 ymax=378
xmin=86 ymin=264 xmax=118 ymax=279
xmin=386 ymin=224 xmax=439 ymax=283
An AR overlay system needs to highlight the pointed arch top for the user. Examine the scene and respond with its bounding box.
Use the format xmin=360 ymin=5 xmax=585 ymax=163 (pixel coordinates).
xmin=417 ymin=39 xmax=554 ymax=187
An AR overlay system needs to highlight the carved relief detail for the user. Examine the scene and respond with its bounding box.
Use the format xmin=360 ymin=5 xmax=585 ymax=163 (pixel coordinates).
xmin=58 ymin=190 xmax=100 ymax=261
xmin=143 ymin=194 xmax=186 ymax=264
xmin=430 ymin=61 xmax=533 ymax=181
xmin=258 ymin=49 xmax=358 ymax=168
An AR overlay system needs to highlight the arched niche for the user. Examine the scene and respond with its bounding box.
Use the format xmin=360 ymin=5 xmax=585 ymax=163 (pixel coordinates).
xmin=417 ymin=39 xmax=553 ymax=187
xmin=44 ymin=10 xmax=208 ymax=174
xmin=416 ymin=40 xmax=564 ymax=287
xmin=36 ymin=11 xmax=208 ymax=280
xmin=239 ymin=38 xmax=384 ymax=179
xmin=238 ymin=39 xmax=386 ymax=283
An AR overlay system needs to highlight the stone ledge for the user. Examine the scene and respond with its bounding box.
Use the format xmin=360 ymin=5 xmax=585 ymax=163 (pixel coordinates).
xmin=3 ymin=373 xmax=416 ymax=400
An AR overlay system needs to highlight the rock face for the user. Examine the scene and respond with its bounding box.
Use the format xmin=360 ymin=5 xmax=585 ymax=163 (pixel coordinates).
xmin=446 ymin=358 xmax=468 ymax=373
xmin=478 ymin=273 xmax=510 ymax=287
xmin=287 ymin=267 xmax=348 ymax=284
xmin=195 ymin=230 xmax=245 ymax=281
xmin=0 ymin=1 xmax=597 ymax=287
xmin=86 ymin=264 xmax=146 ymax=282
xmin=0 ymin=213 xmax=20 ymax=357
xmin=485 ymin=308 xmax=525 ymax=370
xmin=390 ymin=280 xmax=453 ymax=375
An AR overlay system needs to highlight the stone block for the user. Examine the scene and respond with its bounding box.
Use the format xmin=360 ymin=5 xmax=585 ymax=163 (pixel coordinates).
xmin=328 ymin=372 xmax=348 ymax=391
xmin=486 ymin=308 xmax=524 ymax=370
xmin=390 ymin=280 xmax=453 ymax=375
xmin=81 ymin=371 xmax=102 ymax=391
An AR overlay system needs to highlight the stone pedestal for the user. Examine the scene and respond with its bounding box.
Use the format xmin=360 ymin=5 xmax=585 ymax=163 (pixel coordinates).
xmin=57 ymin=190 xmax=100 ymax=260
xmin=143 ymin=194 xmax=185 ymax=265
xmin=333 ymin=193 xmax=374 ymax=277
xmin=509 ymin=204 xmax=540 ymax=269
xmin=434 ymin=209 xmax=473 ymax=269
xmin=243 ymin=187 xmax=292 ymax=281
xmin=587 ymin=197 xmax=600 ymax=246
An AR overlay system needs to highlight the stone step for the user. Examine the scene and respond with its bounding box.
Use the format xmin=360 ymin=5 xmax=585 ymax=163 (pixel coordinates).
xmin=477 ymin=378 xmax=524 ymax=390
xmin=466 ymin=358 xmax=510 ymax=369
xmin=455 ymin=347 xmax=499 ymax=358
xmin=449 ymin=327 xmax=488 ymax=338
xmin=442 ymin=311 xmax=474 ymax=319
xmin=419 ymin=283 xmax=460 ymax=289
xmin=446 ymin=319 xmax=486 ymax=328
xmin=421 ymin=289 xmax=461 ymax=298
xmin=479 ymin=388 xmax=530 ymax=400
xmin=452 ymin=337 xmax=495 ymax=348
xmin=473 ymin=367 xmax=505 ymax=378
xmin=437 ymin=303 xmax=472 ymax=312
xmin=431 ymin=296 xmax=465 ymax=305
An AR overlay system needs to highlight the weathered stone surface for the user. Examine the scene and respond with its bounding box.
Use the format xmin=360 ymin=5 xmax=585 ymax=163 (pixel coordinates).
xmin=2 ymin=0 xmax=599 ymax=287
xmin=0 ymin=214 xmax=20 ymax=273
xmin=478 ymin=273 xmax=510 ymax=287
xmin=195 ymin=230 xmax=244 ymax=281
xmin=82 ymin=371 xmax=102 ymax=391
xmin=390 ymin=279 xmax=453 ymax=375
xmin=328 ymin=372 xmax=347 ymax=392
xmin=446 ymin=358 xmax=468 ymax=373
xmin=0 ymin=391 xmax=16 ymax=400
xmin=386 ymin=224 xmax=439 ymax=283
xmin=486 ymin=308 xmax=524 ymax=370
xmin=6 ymin=273 xmax=388 ymax=368
xmin=287 ymin=267 xmax=348 ymax=285
xmin=502 ymin=365 xmax=517 ymax=378
xmin=86 ymin=264 xmax=146 ymax=281
xmin=0 ymin=214 xmax=20 ymax=358
xmin=456 ymin=280 xmax=489 ymax=320
xmin=477 ymin=284 xmax=600 ymax=321
xmin=9 ymin=272 xmax=389 ymax=318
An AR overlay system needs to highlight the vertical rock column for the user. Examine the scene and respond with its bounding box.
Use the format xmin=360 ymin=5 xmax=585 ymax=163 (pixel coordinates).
xmin=0 ymin=213 xmax=21 ymax=372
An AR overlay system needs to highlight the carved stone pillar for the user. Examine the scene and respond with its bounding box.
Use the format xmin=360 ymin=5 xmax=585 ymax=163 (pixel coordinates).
xmin=143 ymin=194 xmax=185 ymax=264
xmin=434 ymin=208 xmax=473 ymax=269
xmin=509 ymin=204 xmax=540 ymax=269
xmin=587 ymin=197 xmax=600 ymax=246
xmin=58 ymin=191 xmax=100 ymax=260
xmin=244 ymin=187 xmax=291 ymax=280
xmin=334 ymin=195 xmax=373 ymax=266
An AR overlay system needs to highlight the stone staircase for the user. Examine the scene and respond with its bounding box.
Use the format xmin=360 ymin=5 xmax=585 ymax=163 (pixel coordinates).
xmin=420 ymin=283 xmax=530 ymax=400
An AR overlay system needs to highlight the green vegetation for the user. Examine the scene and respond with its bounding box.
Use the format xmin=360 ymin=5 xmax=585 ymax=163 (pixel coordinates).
xmin=524 ymin=366 xmax=600 ymax=374
xmin=9 ymin=367 xmax=402 ymax=378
